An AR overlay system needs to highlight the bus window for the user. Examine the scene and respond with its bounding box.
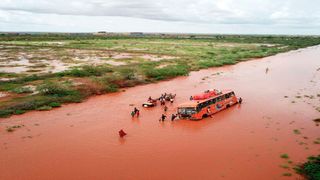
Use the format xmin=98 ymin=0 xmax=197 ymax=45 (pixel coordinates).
xmin=225 ymin=93 xmax=230 ymax=99
xmin=230 ymin=92 xmax=235 ymax=96
xmin=209 ymin=99 xmax=214 ymax=105
xmin=211 ymin=98 xmax=216 ymax=104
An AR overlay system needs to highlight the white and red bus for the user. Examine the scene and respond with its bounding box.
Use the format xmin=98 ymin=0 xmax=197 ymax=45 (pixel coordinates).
xmin=177 ymin=90 xmax=239 ymax=120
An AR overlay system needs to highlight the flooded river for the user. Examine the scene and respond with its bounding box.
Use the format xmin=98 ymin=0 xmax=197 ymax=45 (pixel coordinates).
xmin=1 ymin=46 xmax=320 ymax=180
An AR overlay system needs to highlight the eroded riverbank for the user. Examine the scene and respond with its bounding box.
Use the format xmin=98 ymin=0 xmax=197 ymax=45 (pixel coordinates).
xmin=1 ymin=46 xmax=320 ymax=180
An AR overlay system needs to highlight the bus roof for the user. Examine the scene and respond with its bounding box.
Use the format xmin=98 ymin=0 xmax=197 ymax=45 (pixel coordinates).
xmin=178 ymin=90 xmax=234 ymax=108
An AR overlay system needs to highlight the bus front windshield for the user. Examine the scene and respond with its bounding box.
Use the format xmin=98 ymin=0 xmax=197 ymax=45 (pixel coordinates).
xmin=178 ymin=107 xmax=197 ymax=115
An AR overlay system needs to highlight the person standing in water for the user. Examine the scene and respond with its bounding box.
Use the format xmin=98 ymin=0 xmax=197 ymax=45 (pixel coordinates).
xmin=171 ymin=114 xmax=177 ymax=121
xmin=239 ymin=97 xmax=243 ymax=104
xmin=160 ymin=114 xmax=166 ymax=121
xmin=164 ymin=105 xmax=168 ymax=112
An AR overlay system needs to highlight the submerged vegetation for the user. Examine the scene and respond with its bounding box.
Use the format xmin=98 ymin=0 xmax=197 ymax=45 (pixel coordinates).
xmin=1 ymin=34 xmax=320 ymax=117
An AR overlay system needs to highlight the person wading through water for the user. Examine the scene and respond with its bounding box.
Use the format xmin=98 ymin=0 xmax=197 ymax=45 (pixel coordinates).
xmin=207 ymin=106 xmax=213 ymax=118
xmin=171 ymin=114 xmax=177 ymax=121
xmin=160 ymin=114 xmax=166 ymax=121
xmin=164 ymin=105 xmax=168 ymax=112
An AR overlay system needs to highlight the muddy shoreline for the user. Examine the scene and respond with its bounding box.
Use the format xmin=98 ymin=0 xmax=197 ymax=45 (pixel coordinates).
xmin=1 ymin=45 xmax=320 ymax=180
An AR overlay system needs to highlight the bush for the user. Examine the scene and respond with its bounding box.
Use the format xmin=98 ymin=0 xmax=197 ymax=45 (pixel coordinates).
xmin=295 ymin=155 xmax=320 ymax=180
xmin=0 ymin=109 xmax=14 ymax=118
xmin=280 ymin=154 xmax=289 ymax=159
xmin=104 ymin=84 xmax=119 ymax=92
xmin=119 ymin=68 xmax=136 ymax=80
xmin=48 ymin=102 xmax=61 ymax=108
xmin=58 ymin=65 xmax=113 ymax=77
xmin=145 ymin=65 xmax=189 ymax=80
xmin=13 ymin=109 xmax=26 ymax=115
xmin=11 ymin=87 xmax=33 ymax=94
xmin=37 ymin=106 xmax=52 ymax=111
xmin=198 ymin=60 xmax=224 ymax=68
xmin=37 ymin=81 xmax=77 ymax=97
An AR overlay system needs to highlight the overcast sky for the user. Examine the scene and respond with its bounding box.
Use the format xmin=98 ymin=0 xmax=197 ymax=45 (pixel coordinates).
xmin=0 ymin=0 xmax=319 ymax=35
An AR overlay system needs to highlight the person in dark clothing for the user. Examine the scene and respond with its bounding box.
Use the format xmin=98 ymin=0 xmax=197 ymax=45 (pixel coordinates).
xmin=164 ymin=105 xmax=168 ymax=112
xmin=134 ymin=107 xmax=138 ymax=113
xmin=171 ymin=114 xmax=177 ymax=121
xmin=160 ymin=99 xmax=165 ymax=105
xmin=119 ymin=129 xmax=127 ymax=137
xmin=239 ymin=97 xmax=242 ymax=104
xmin=190 ymin=96 xmax=193 ymax=100
xmin=160 ymin=114 xmax=166 ymax=121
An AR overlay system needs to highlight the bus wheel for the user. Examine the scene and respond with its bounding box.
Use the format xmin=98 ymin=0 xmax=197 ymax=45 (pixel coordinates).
xmin=226 ymin=104 xmax=231 ymax=108
xmin=202 ymin=114 xmax=208 ymax=119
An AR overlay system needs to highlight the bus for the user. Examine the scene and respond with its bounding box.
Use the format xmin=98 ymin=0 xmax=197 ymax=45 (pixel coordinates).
xmin=177 ymin=90 xmax=239 ymax=120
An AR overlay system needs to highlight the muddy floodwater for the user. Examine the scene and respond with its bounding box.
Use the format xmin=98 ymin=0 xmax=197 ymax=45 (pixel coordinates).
xmin=1 ymin=46 xmax=320 ymax=180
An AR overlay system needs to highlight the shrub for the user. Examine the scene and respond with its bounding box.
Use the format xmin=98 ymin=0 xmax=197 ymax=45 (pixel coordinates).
xmin=104 ymin=84 xmax=119 ymax=92
xmin=281 ymin=154 xmax=289 ymax=159
xmin=11 ymin=87 xmax=33 ymax=94
xmin=6 ymin=127 xmax=14 ymax=132
xmin=0 ymin=109 xmax=13 ymax=118
xmin=58 ymin=65 xmax=113 ymax=77
xmin=48 ymin=102 xmax=61 ymax=108
xmin=13 ymin=109 xmax=26 ymax=115
xmin=37 ymin=81 xmax=77 ymax=97
xmin=145 ymin=65 xmax=189 ymax=80
xmin=119 ymin=68 xmax=136 ymax=80
xmin=198 ymin=60 xmax=224 ymax=68
xmin=295 ymin=155 xmax=320 ymax=180
xmin=37 ymin=106 xmax=52 ymax=111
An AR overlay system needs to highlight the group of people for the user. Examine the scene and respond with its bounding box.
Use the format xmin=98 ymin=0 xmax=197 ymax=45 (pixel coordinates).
xmin=131 ymin=93 xmax=179 ymax=122
xmin=159 ymin=113 xmax=178 ymax=121
xmin=159 ymin=93 xmax=176 ymax=105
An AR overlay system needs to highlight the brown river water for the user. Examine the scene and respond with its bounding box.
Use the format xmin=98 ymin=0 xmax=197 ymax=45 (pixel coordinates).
xmin=1 ymin=46 xmax=320 ymax=180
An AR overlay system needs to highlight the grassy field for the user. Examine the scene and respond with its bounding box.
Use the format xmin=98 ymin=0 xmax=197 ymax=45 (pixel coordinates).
xmin=1 ymin=34 xmax=320 ymax=117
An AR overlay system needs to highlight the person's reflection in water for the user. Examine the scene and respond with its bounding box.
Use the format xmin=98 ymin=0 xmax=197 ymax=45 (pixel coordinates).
xmin=131 ymin=117 xmax=140 ymax=124
xmin=118 ymin=137 xmax=126 ymax=145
